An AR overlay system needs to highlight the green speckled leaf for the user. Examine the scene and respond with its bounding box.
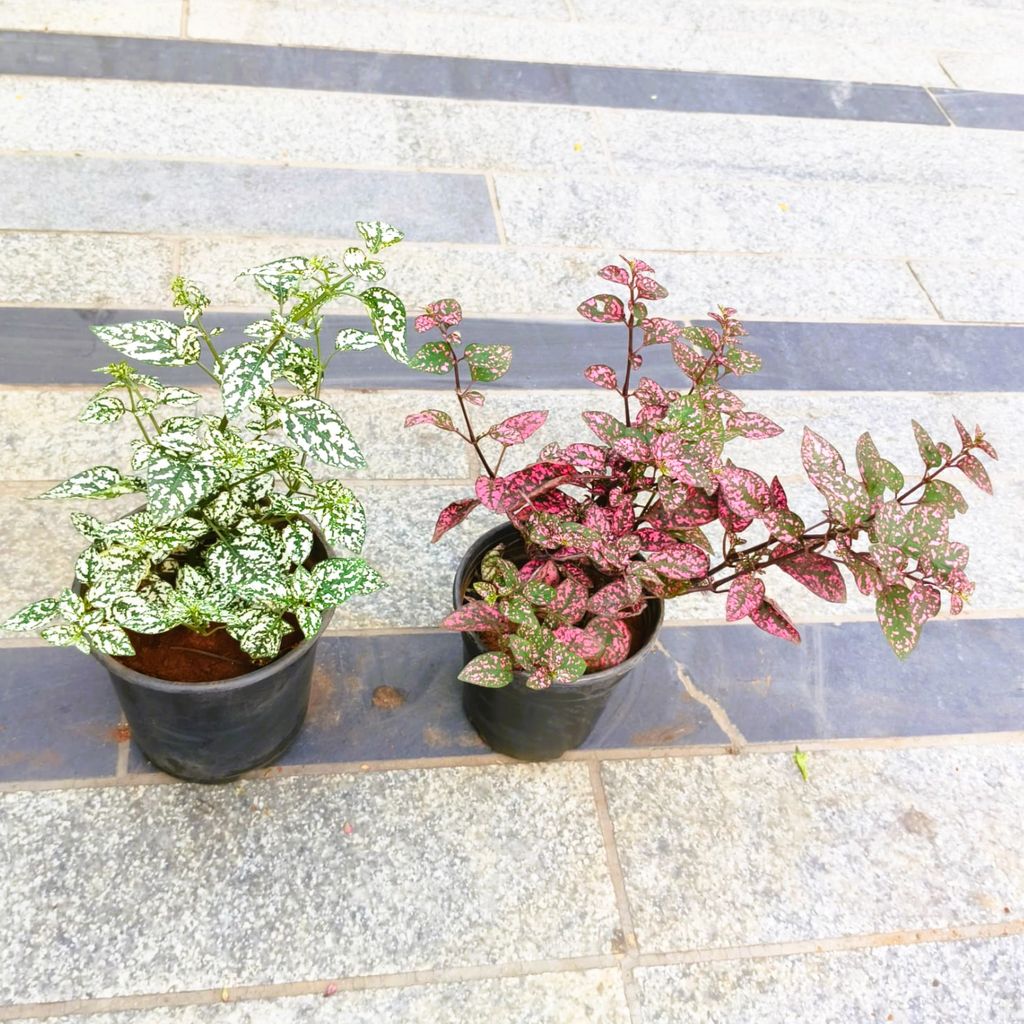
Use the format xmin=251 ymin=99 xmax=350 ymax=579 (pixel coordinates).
xmin=91 ymin=320 xmax=200 ymax=366
xmin=360 ymin=286 xmax=408 ymax=363
xmin=356 ymin=220 xmax=404 ymax=254
xmin=279 ymin=397 xmax=366 ymax=470
xmin=38 ymin=466 xmax=144 ymax=500
xmin=876 ymin=584 xmax=920 ymax=660
xmin=1 ymin=597 xmax=59 ymax=631
xmin=220 ymin=342 xmax=275 ymax=419
xmin=311 ymin=557 xmax=385 ymax=608
xmin=79 ymin=394 xmax=126 ymax=424
xmin=140 ymin=451 xmax=221 ymax=524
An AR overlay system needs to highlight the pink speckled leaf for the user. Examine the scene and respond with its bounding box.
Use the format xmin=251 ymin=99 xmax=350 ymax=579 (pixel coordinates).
xmin=632 ymin=259 xmax=655 ymax=273
xmin=956 ymin=454 xmax=993 ymax=494
xmin=426 ymin=298 xmax=462 ymax=328
xmin=577 ymin=294 xmax=625 ymax=324
xmin=645 ymin=543 xmax=710 ymax=580
xmin=750 ymin=598 xmax=801 ymax=644
xmin=489 ymin=410 xmax=548 ymax=446
xmin=717 ymin=489 xmax=753 ymax=534
xmin=588 ymin=577 xmax=643 ymax=617
xmin=718 ymin=465 xmax=770 ymax=520
xmin=458 ymin=651 xmax=513 ymax=688
xmin=728 ymin=410 xmax=783 ymax=440
xmin=636 ymin=276 xmax=668 ymax=300
xmin=912 ymin=419 xmax=943 ymax=469
xmin=562 ymin=443 xmax=607 ymax=473
xmin=908 ymin=581 xmax=942 ymax=626
xmin=876 ymin=585 xmax=920 ymax=660
xmin=769 ymin=475 xmax=789 ymax=510
xmin=547 ymin=575 xmax=590 ymax=626
xmin=642 ymin=317 xmax=682 ymax=348
xmin=801 ymin=427 xmax=871 ymax=527
xmin=652 ymin=434 xmax=716 ymax=491
xmin=726 ymin=575 xmax=765 ymax=622
xmin=671 ymin=339 xmax=704 ymax=380
xmin=463 ymin=389 xmax=485 ymax=407
xmin=475 ymin=475 xmax=507 ymax=511
xmin=584 ymin=364 xmax=619 ymax=390
xmin=442 ymin=601 xmax=512 ymax=634
xmin=634 ymin=378 xmax=669 ymax=406
xmin=654 ymin=479 xmax=719 ymax=527
xmin=611 ymin=436 xmax=653 ymax=462
xmin=774 ymin=544 xmax=847 ymax=603
xmin=404 ymin=409 xmax=455 ymax=431
xmin=431 ymin=498 xmax=481 ymax=543
xmin=583 ymin=410 xmax=634 ymax=446
xmin=598 ymin=264 xmax=630 ymax=285
xmin=761 ymin=507 xmax=805 ymax=544
xmin=583 ymin=617 xmax=631 ymax=670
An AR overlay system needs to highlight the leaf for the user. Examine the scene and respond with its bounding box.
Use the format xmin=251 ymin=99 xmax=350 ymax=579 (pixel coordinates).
xmin=153 ymin=416 xmax=203 ymax=456
xmin=876 ymin=585 xmax=920 ymax=660
xmin=91 ymin=320 xmax=200 ymax=366
xmin=79 ymin=394 xmax=126 ymax=424
xmin=458 ymin=651 xmax=514 ymax=688
xmin=220 ymin=342 xmax=275 ymax=419
xmin=718 ymin=465 xmax=769 ymax=520
xmin=310 ymin=480 xmax=367 ymax=553
xmin=761 ymin=507 xmax=805 ymax=544
xmin=335 ymin=327 xmax=378 ymax=352
xmin=636 ymin=275 xmax=668 ymax=300
xmin=645 ymin=544 xmax=710 ymax=581
xmin=356 ymin=220 xmax=404 ymax=254
xmin=137 ymin=449 xmax=220 ymax=524
xmin=464 ymin=344 xmax=512 ymax=382
xmin=577 ymin=294 xmax=625 ymax=323
xmin=37 ymin=466 xmax=143 ymax=500
xmin=156 ymin=386 xmax=202 ymax=408
xmin=774 ymin=545 xmax=847 ymax=603
xmin=584 ymin=364 xmax=618 ymax=390
xmin=280 ymin=397 xmax=366 ymax=469
xmin=281 ymin=521 xmax=314 ymax=566
xmin=582 ymin=410 xmax=633 ymax=446
xmin=912 ymin=420 xmax=943 ymax=469
xmin=642 ymin=317 xmax=682 ymax=348
xmin=725 ymin=575 xmax=765 ymax=622
xmin=545 ymin=575 xmax=590 ymax=626
xmin=793 ymin=747 xmax=809 ymax=782
xmin=855 ymin=432 xmax=904 ymax=499
xmin=921 ymin=479 xmax=968 ymax=517
xmin=415 ymin=298 xmax=463 ymax=332
xmin=442 ymin=601 xmax=512 ymax=633
xmin=598 ymin=264 xmax=629 ymax=285
xmin=532 ymin=640 xmax=588 ymax=687
xmin=404 ymin=409 xmax=456 ymax=432
xmin=489 ymin=411 xmax=548 ymax=446
xmin=109 ymin=592 xmax=174 ymax=634
xmin=956 ymin=454 xmax=993 ymax=494
xmin=588 ymin=577 xmax=643 ymax=616
xmin=310 ymin=557 xmax=384 ymax=607
xmin=723 ymin=348 xmax=761 ymax=376
xmin=580 ymin=617 xmax=631 ymax=670
xmin=801 ymin=428 xmax=871 ymax=527
xmin=229 ymin=609 xmax=290 ymax=661
xmin=409 ymin=342 xmax=455 ymax=374
xmin=1 ymin=597 xmax=59 ymax=631
xmin=83 ymin=622 xmax=135 ymax=657
xmin=273 ymin=338 xmax=322 ymax=395
xmin=728 ymin=410 xmax=783 ymax=440
xmin=238 ymin=256 xmax=312 ymax=301
xmin=341 ymin=246 xmax=385 ymax=282
xmin=750 ymin=598 xmax=801 ymax=644
xmin=431 ymin=498 xmax=481 ymax=543
xmin=360 ymin=287 xmax=408 ymax=363
xmin=908 ymin=581 xmax=942 ymax=626
xmin=652 ymin=434 xmax=716 ymax=492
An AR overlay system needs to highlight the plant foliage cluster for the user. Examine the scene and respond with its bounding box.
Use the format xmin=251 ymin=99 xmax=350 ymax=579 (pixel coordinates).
xmin=3 ymin=222 xmax=409 ymax=662
xmin=406 ymin=258 xmax=997 ymax=689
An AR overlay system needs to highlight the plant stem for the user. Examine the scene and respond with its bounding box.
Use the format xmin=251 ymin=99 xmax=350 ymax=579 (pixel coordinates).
xmin=621 ymin=274 xmax=637 ymax=427
xmin=447 ymin=329 xmax=496 ymax=478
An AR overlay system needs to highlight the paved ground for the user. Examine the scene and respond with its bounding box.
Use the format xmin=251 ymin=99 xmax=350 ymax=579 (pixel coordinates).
xmin=1 ymin=0 xmax=1023 ymax=1020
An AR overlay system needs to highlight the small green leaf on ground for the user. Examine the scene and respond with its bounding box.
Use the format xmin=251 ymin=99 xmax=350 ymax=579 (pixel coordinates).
xmin=793 ymin=746 xmax=809 ymax=782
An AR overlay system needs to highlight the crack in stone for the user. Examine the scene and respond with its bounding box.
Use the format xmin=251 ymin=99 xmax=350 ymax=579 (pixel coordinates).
xmin=655 ymin=639 xmax=747 ymax=751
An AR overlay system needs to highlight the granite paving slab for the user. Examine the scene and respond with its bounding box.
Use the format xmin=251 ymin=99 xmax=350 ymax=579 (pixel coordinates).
xmin=0 ymin=645 xmax=121 ymax=782
xmin=0 ymin=156 xmax=497 ymax=242
xmin=634 ymin=934 xmax=1024 ymax=1023
xmin=0 ymin=765 xmax=619 ymax=1005
xmin=5 ymin=311 xmax=1024 ymax=390
xmin=933 ymin=88 xmax=1024 ymax=130
xmin=602 ymin=745 xmax=1024 ymax=953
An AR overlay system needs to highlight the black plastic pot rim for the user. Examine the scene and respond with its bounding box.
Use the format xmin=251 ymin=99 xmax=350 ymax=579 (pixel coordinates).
xmin=453 ymin=521 xmax=665 ymax=691
xmin=77 ymin=507 xmax=336 ymax=692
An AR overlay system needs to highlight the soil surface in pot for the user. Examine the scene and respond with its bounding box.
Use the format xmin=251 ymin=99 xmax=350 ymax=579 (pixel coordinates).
xmin=114 ymin=623 xmax=302 ymax=684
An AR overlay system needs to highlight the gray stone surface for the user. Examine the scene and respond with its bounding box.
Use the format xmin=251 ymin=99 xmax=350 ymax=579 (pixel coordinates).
xmin=0 ymin=156 xmax=497 ymax=242
xmin=939 ymin=50 xmax=1024 ymax=93
xmin=179 ymin=237 xmax=935 ymax=322
xmin=934 ymin=88 xmax=1024 ymax=130
xmin=0 ymin=0 xmax=180 ymax=35
xmin=495 ymin=174 xmax=1024 ymax=259
xmin=602 ymin=109 xmax=1024 ymax=191
xmin=0 ymin=388 xmax=472 ymax=483
xmin=635 ymin=935 xmax=1024 ymax=1023
xmin=0 ymin=232 xmax=175 ymax=307
xmin=6 ymin=970 xmax=629 ymax=1023
xmin=602 ymin=745 xmax=1024 ymax=952
xmin=0 ymin=77 xmax=608 ymax=174
xmin=0 ymin=765 xmax=619 ymax=1004
xmin=910 ymin=258 xmax=1024 ymax=321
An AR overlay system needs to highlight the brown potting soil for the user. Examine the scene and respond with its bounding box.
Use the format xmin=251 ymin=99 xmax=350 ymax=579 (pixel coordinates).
xmin=115 ymin=623 xmax=302 ymax=684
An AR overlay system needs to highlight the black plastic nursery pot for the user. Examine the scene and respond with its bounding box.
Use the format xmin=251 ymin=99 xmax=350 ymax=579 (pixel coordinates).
xmin=78 ymin=521 xmax=332 ymax=784
xmin=454 ymin=523 xmax=664 ymax=761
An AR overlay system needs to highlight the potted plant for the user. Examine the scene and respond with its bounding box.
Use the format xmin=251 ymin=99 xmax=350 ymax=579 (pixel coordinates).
xmin=405 ymin=257 xmax=998 ymax=761
xmin=1 ymin=220 xmax=410 ymax=782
